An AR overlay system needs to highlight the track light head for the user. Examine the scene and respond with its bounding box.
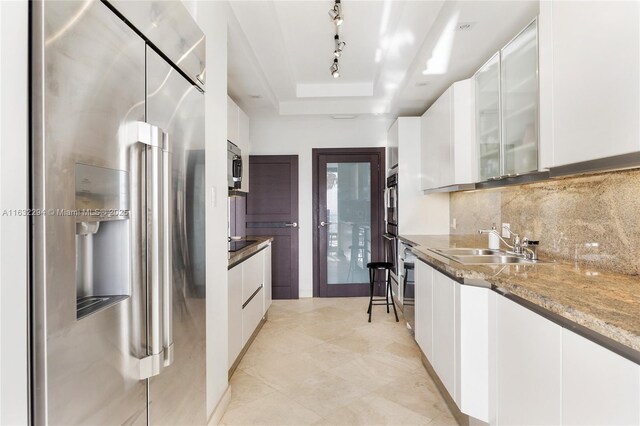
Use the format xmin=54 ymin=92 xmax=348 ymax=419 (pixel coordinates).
xmin=330 ymin=58 xmax=340 ymax=78
xmin=333 ymin=35 xmax=346 ymax=58
xmin=328 ymin=1 xmax=343 ymax=26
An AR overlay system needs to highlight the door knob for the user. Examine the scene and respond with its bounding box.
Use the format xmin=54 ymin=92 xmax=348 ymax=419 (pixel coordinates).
xmin=320 ymin=221 xmax=334 ymax=227
xmin=285 ymin=222 xmax=298 ymax=228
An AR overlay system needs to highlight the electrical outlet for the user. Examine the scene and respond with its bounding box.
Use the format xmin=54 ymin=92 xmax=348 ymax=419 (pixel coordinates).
xmin=502 ymin=223 xmax=511 ymax=238
xmin=451 ymin=218 xmax=457 ymax=230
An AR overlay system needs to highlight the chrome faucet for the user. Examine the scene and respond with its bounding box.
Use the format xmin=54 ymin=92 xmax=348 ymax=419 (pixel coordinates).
xmin=504 ymin=225 xmax=522 ymax=255
xmin=521 ymin=238 xmax=540 ymax=261
xmin=478 ymin=225 xmax=540 ymax=261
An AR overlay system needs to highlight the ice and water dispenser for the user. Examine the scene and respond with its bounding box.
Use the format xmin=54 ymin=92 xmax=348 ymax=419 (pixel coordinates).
xmin=75 ymin=163 xmax=130 ymax=319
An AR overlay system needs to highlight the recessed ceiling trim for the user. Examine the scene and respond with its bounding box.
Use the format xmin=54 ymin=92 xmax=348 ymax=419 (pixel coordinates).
xmin=296 ymin=82 xmax=374 ymax=98
xmin=279 ymin=98 xmax=390 ymax=115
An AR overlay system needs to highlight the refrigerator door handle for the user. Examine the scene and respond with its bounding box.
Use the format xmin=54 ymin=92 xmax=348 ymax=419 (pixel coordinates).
xmin=161 ymin=130 xmax=174 ymax=367
xmin=133 ymin=121 xmax=166 ymax=380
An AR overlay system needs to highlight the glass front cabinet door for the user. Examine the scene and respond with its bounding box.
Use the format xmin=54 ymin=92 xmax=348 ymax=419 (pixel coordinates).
xmin=475 ymin=18 xmax=538 ymax=181
xmin=501 ymin=19 xmax=538 ymax=176
xmin=475 ymin=53 xmax=501 ymax=181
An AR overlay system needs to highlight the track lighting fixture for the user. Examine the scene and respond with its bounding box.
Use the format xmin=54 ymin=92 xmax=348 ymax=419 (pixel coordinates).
xmin=333 ymin=34 xmax=346 ymax=58
xmin=328 ymin=0 xmax=345 ymax=79
xmin=328 ymin=0 xmax=343 ymax=26
xmin=330 ymin=58 xmax=340 ymax=79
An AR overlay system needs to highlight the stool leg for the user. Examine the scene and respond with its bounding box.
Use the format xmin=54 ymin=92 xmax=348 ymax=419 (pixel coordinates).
xmin=367 ymin=268 xmax=374 ymax=322
xmin=384 ymin=269 xmax=393 ymax=313
xmin=388 ymin=268 xmax=399 ymax=322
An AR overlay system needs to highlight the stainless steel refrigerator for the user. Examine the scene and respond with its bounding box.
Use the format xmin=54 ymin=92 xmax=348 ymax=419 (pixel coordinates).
xmin=31 ymin=1 xmax=207 ymax=423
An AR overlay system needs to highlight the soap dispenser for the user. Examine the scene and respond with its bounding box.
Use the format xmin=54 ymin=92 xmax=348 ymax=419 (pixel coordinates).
xmin=488 ymin=224 xmax=500 ymax=250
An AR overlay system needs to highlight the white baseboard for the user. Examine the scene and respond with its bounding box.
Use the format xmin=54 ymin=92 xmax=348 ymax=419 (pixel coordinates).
xmin=207 ymin=385 xmax=232 ymax=425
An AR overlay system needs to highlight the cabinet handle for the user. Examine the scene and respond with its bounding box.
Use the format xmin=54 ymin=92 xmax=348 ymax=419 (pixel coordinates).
xmin=242 ymin=283 xmax=264 ymax=309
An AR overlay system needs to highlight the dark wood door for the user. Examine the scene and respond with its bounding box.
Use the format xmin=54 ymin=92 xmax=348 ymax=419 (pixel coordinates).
xmin=246 ymin=155 xmax=299 ymax=299
xmin=313 ymin=148 xmax=385 ymax=297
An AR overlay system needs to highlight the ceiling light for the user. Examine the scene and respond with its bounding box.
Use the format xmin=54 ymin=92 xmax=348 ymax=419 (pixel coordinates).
xmin=333 ymin=35 xmax=346 ymax=58
xmin=330 ymin=59 xmax=340 ymax=78
xmin=328 ymin=1 xmax=345 ymax=79
xmin=328 ymin=0 xmax=343 ymax=26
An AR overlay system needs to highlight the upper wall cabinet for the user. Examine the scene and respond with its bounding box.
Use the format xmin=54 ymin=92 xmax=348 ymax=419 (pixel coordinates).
xmin=539 ymin=2 xmax=640 ymax=170
xmin=476 ymin=19 xmax=539 ymax=181
xmin=476 ymin=53 xmax=501 ymax=181
xmin=228 ymin=96 xmax=250 ymax=192
xmin=227 ymin=96 xmax=240 ymax=144
xmin=501 ymin=20 xmax=538 ymax=176
xmin=421 ymin=79 xmax=475 ymax=191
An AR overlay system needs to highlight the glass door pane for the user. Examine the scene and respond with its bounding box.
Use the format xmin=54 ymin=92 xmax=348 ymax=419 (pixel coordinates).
xmin=326 ymin=162 xmax=371 ymax=285
xmin=501 ymin=19 xmax=538 ymax=176
xmin=476 ymin=52 xmax=501 ymax=181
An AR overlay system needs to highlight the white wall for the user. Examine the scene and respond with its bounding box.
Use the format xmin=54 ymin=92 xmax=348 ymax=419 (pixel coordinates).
xmin=0 ymin=1 xmax=29 ymax=425
xmin=0 ymin=1 xmax=30 ymax=424
xmin=185 ymin=0 xmax=232 ymax=419
xmin=251 ymin=115 xmax=393 ymax=297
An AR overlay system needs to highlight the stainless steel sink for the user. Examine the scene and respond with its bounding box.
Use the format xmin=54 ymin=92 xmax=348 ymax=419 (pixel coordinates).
xmin=449 ymin=255 xmax=537 ymax=264
xmin=430 ymin=248 xmax=548 ymax=265
xmin=434 ymin=248 xmax=500 ymax=256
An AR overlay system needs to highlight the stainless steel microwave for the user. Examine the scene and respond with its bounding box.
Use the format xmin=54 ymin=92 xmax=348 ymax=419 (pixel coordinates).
xmin=227 ymin=141 xmax=242 ymax=189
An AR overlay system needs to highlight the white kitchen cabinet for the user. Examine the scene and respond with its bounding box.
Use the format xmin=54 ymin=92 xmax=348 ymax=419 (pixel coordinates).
xmin=421 ymin=87 xmax=452 ymax=190
xmin=396 ymin=117 xmax=449 ymax=235
xmin=457 ymin=285 xmax=490 ymax=423
xmin=242 ymin=286 xmax=264 ymax=347
xmin=238 ymin=107 xmax=250 ymax=192
xmin=501 ymin=19 xmax=538 ymax=176
xmin=227 ymin=95 xmax=251 ymax=192
xmin=539 ymin=1 xmax=640 ymax=169
xmin=476 ymin=19 xmax=538 ymax=180
xmin=387 ymin=120 xmax=399 ymax=171
xmin=227 ymin=95 xmax=239 ymax=144
xmin=229 ymin=244 xmax=272 ymax=369
xmin=228 ymin=264 xmax=243 ymax=368
xmin=421 ymin=79 xmax=475 ymax=191
xmin=432 ymin=271 xmax=457 ymax=401
xmin=263 ymin=245 xmax=272 ymax=314
xmin=242 ymin=251 xmax=264 ymax=303
xmin=414 ymin=260 xmax=434 ymax=361
xmin=496 ymin=296 xmax=562 ymax=425
xmin=476 ymin=53 xmax=501 ymax=181
xmin=562 ymin=329 xmax=640 ymax=425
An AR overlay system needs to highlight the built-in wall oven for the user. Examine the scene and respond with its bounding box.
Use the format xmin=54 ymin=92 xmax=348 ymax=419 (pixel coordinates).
xmin=385 ymin=169 xmax=400 ymax=306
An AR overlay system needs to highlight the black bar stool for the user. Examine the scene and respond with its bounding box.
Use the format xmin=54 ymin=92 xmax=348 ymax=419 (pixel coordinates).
xmin=366 ymin=262 xmax=399 ymax=323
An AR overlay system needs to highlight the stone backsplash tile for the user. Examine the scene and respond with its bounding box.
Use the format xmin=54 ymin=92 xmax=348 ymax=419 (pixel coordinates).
xmin=450 ymin=169 xmax=640 ymax=275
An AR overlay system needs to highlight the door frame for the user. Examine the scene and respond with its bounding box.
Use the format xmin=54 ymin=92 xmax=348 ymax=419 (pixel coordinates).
xmin=312 ymin=147 xmax=386 ymax=297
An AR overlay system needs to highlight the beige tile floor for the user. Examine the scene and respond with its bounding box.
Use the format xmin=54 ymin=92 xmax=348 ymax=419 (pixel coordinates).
xmin=220 ymin=297 xmax=457 ymax=426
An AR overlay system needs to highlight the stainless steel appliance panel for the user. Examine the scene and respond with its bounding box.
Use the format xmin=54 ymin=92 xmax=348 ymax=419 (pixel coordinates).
xmin=145 ymin=47 xmax=207 ymax=425
xmin=228 ymin=141 xmax=242 ymax=189
xmin=386 ymin=173 xmax=398 ymax=226
xmin=32 ymin=1 xmax=147 ymax=424
xmin=107 ymin=0 xmax=206 ymax=89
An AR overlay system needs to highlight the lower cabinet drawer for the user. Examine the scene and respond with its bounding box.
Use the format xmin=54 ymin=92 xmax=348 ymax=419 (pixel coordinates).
xmin=242 ymin=286 xmax=264 ymax=347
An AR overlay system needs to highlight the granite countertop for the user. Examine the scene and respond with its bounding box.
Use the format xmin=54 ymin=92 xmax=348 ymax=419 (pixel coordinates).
xmin=228 ymin=236 xmax=273 ymax=269
xmin=400 ymin=234 xmax=640 ymax=358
